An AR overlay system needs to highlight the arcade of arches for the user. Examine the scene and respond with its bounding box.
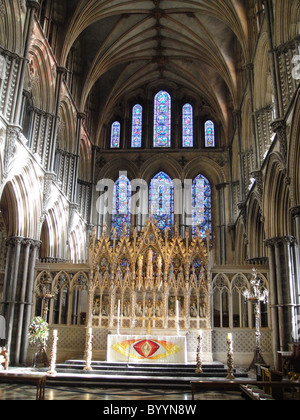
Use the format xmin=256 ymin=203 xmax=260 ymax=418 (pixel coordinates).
xmin=0 ymin=0 xmax=299 ymax=368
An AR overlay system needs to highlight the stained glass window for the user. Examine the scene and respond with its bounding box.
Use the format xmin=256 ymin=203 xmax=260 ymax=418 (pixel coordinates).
xmin=205 ymin=120 xmax=215 ymax=147
xmin=149 ymin=172 xmax=174 ymax=230
xmin=111 ymin=121 xmax=121 ymax=148
xmin=192 ymin=174 xmax=212 ymax=238
xmin=182 ymin=104 xmax=193 ymax=147
xmin=131 ymin=104 xmax=143 ymax=148
xmin=154 ymin=91 xmax=171 ymax=148
xmin=112 ymin=175 xmax=131 ymax=237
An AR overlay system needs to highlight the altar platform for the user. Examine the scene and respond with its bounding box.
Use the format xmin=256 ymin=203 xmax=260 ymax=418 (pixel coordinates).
xmin=33 ymin=360 xmax=249 ymax=390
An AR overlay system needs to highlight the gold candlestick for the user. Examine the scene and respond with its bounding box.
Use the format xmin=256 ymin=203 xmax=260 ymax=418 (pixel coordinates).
xmin=47 ymin=330 xmax=58 ymax=376
xmin=83 ymin=328 xmax=93 ymax=371
xmin=226 ymin=333 xmax=235 ymax=380
xmin=195 ymin=331 xmax=203 ymax=374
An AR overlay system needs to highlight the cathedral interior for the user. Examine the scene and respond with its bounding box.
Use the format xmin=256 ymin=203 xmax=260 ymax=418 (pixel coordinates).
xmin=0 ymin=0 xmax=299 ymax=387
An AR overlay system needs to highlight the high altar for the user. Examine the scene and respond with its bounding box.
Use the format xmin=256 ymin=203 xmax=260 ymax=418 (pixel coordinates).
xmin=88 ymin=219 xmax=212 ymax=363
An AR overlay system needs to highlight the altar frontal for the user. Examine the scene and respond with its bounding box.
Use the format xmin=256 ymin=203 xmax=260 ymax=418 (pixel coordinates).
xmin=107 ymin=335 xmax=187 ymax=363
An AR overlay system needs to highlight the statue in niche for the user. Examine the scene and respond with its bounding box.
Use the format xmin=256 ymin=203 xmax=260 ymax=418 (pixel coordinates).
xmin=93 ymin=297 xmax=100 ymax=316
xmin=146 ymin=249 xmax=153 ymax=279
xmin=168 ymin=297 xmax=176 ymax=317
xmin=135 ymin=301 xmax=143 ymax=317
xmin=190 ymin=300 xmax=197 ymax=318
xmin=123 ymin=299 xmax=131 ymax=317
xmin=138 ymin=255 xmax=143 ymax=278
xmin=199 ymin=293 xmax=207 ymax=318
xmin=101 ymin=296 xmax=109 ymax=316
xmin=155 ymin=300 xmax=162 ymax=317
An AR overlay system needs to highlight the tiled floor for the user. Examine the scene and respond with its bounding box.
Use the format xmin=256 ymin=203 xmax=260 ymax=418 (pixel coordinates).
xmin=0 ymin=383 xmax=244 ymax=400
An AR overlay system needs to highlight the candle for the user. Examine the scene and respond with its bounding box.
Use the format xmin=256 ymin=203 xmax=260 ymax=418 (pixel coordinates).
xmin=198 ymin=330 xmax=203 ymax=338
xmin=53 ymin=329 xmax=57 ymax=339
xmin=228 ymin=333 xmax=232 ymax=341
xmin=88 ymin=328 xmax=92 ymax=335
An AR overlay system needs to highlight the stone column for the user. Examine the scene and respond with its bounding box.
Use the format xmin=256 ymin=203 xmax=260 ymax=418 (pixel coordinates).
xmin=21 ymin=241 xmax=40 ymax=364
xmin=216 ymin=183 xmax=228 ymax=265
xmin=6 ymin=237 xmax=23 ymax=354
xmin=265 ymin=239 xmax=280 ymax=366
xmin=48 ymin=67 xmax=67 ymax=172
xmin=14 ymin=240 xmax=32 ymax=365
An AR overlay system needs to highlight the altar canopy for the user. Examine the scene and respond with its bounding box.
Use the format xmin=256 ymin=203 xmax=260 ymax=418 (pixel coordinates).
xmin=107 ymin=335 xmax=187 ymax=364
xmin=88 ymin=218 xmax=211 ymax=336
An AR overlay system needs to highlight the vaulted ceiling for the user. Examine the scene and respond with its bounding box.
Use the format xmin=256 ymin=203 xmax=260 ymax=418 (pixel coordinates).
xmin=55 ymin=0 xmax=250 ymax=145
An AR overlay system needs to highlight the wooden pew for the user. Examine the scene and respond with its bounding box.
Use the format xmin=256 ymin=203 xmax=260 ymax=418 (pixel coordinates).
xmin=260 ymin=366 xmax=283 ymax=399
xmin=0 ymin=373 xmax=47 ymax=400
xmin=190 ymin=380 xmax=300 ymax=400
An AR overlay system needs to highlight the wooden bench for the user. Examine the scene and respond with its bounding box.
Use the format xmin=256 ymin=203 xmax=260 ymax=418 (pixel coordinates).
xmin=260 ymin=366 xmax=283 ymax=399
xmin=190 ymin=380 xmax=300 ymax=400
xmin=240 ymin=384 xmax=275 ymax=400
xmin=288 ymin=372 xmax=300 ymax=400
xmin=0 ymin=373 xmax=47 ymax=400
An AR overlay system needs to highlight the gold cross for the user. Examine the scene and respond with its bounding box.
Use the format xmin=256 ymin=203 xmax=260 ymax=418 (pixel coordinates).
xmin=138 ymin=307 xmax=162 ymax=335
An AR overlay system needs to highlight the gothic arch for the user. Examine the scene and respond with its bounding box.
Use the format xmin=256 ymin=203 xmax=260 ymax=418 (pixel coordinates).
xmin=253 ymin=31 xmax=274 ymax=110
xmin=69 ymin=218 xmax=87 ymax=264
xmin=97 ymin=158 xmax=138 ymax=184
xmin=43 ymin=197 xmax=69 ymax=261
xmin=234 ymin=218 xmax=247 ymax=264
xmin=247 ymin=194 xmax=266 ymax=260
xmin=141 ymin=155 xmax=182 ymax=184
xmin=264 ymin=153 xmax=291 ymax=238
xmin=288 ymin=92 xmax=300 ymax=206
xmin=57 ymin=97 xmax=77 ymax=154
xmin=0 ymin=164 xmax=42 ymax=240
xmin=27 ymin=39 xmax=56 ymax=113
xmin=185 ymin=156 xmax=226 ymax=186
xmin=79 ymin=136 xmax=92 ymax=181
xmin=274 ymin=0 xmax=300 ymax=46
xmin=0 ymin=0 xmax=24 ymax=55
xmin=241 ymin=94 xmax=253 ymax=152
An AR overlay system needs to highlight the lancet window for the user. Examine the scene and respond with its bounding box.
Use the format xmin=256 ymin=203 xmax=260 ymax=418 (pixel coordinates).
xmin=192 ymin=175 xmax=212 ymax=238
xmin=131 ymin=104 xmax=143 ymax=148
xmin=182 ymin=103 xmax=193 ymax=147
xmin=112 ymin=175 xmax=131 ymax=237
xmin=149 ymin=172 xmax=174 ymax=230
xmin=154 ymin=91 xmax=171 ymax=148
xmin=111 ymin=121 xmax=121 ymax=148
xmin=205 ymin=120 xmax=215 ymax=147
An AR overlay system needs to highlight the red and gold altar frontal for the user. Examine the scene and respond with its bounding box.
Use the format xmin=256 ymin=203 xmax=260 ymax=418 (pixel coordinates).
xmin=107 ymin=335 xmax=187 ymax=364
xmin=89 ymin=218 xmax=211 ymax=333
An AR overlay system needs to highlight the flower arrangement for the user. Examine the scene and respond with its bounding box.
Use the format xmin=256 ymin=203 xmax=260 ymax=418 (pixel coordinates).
xmin=28 ymin=317 xmax=49 ymax=346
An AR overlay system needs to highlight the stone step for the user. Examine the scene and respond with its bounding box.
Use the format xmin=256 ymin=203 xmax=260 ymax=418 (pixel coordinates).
xmin=43 ymin=360 xmax=248 ymax=389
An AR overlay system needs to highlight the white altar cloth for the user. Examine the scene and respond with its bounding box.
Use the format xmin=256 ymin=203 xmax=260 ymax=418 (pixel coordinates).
xmin=107 ymin=335 xmax=187 ymax=364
